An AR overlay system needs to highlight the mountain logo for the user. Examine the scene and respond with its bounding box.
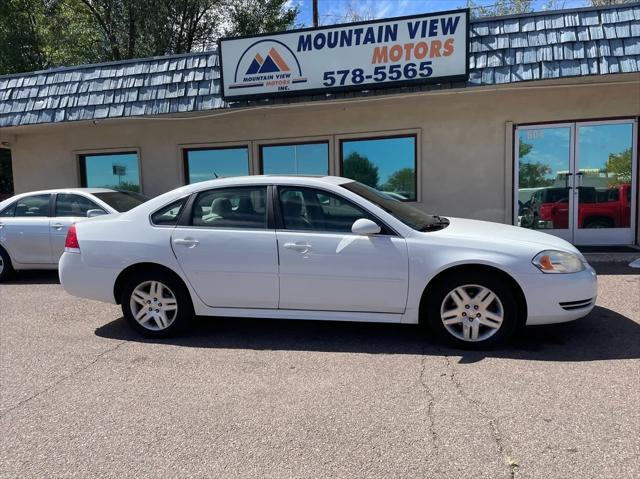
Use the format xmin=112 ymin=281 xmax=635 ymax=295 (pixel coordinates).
xmin=245 ymin=48 xmax=290 ymax=75
xmin=229 ymin=39 xmax=307 ymax=94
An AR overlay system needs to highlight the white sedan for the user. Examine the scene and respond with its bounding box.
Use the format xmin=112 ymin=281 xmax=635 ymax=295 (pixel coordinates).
xmin=59 ymin=176 xmax=597 ymax=348
xmin=0 ymin=188 xmax=147 ymax=281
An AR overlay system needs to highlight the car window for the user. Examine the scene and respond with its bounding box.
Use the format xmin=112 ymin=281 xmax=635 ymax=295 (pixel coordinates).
xmin=92 ymin=191 xmax=148 ymax=212
xmin=13 ymin=194 xmax=50 ymax=217
xmin=55 ymin=194 xmax=104 ymax=217
xmin=151 ymin=198 xmax=187 ymax=226
xmin=0 ymin=202 xmax=16 ymax=217
xmin=191 ymin=186 xmax=267 ymax=229
xmin=279 ymin=186 xmax=376 ymax=233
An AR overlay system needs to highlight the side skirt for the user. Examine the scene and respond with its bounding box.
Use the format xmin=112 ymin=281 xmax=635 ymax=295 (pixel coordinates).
xmin=193 ymin=305 xmax=405 ymax=324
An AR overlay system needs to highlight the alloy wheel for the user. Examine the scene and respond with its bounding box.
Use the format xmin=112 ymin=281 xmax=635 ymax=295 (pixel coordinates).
xmin=440 ymin=284 xmax=504 ymax=342
xmin=129 ymin=280 xmax=178 ymax=331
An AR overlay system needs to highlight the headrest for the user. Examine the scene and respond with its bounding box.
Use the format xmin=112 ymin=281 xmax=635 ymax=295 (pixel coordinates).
xmin=236 ymin=196 xmax=253 ymax=213
xmin=211 ymin=197 xmax=232 ymax=216
xmin=283 ymin=196 xmax=303 ymax=216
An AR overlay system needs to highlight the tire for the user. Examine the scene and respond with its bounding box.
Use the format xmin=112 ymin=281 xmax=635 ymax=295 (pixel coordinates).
xmin=120 ymin=270 xmax=194 ymax=338
xmin=0 ymin=246 xmax=14 ymax=282
xmin=425 ymin=271 xmax=519 ymax=350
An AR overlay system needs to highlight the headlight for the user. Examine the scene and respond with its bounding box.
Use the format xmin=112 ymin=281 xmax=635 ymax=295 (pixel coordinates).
xmin=532 ymin=250 xmax=585 ymax=274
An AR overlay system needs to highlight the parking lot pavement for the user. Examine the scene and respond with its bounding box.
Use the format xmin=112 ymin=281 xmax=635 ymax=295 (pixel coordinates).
xmin=1 ymin=266 xmax=639 ymax=478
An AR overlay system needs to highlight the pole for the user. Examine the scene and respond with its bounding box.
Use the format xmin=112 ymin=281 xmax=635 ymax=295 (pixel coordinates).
xmin=313 ymin=0 xmax=319 ymax=27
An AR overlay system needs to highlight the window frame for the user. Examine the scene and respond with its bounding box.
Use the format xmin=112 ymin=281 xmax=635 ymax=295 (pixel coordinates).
xmin=182 ymin=144 xmax=251 ymax=184
xmin=177 ymin=184 xmax=274 ymax=230
xmin=77 ymin=149 xmax=143 ymax=193
xmin=337 ymin=132 xmax=419 ymax=203
xmin=272 ymin=185 xmax=398 ymax=236
xmin=53 ymin=193 xmax=105 ymax=218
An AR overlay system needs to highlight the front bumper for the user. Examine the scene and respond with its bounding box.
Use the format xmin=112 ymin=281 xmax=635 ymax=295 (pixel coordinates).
xmin=514 ymin=263 xmax=598 ymax=325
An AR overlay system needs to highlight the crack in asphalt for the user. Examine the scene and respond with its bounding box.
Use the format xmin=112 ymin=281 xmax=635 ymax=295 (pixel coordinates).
xmin=0 ymin=340 xmax=127 ymax=419
xmin=443 ymin=355 xmax=519 ymax=479
xmin=418 ymin=353 xmax=438 ymax=447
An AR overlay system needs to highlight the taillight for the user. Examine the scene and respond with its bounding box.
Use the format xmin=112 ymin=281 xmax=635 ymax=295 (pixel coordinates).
xmin=65 ymin=224 xmax=80 ymax=253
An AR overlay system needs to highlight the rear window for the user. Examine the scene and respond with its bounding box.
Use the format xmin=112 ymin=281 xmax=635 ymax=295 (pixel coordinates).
xmin=93 ymin=191 xmax=148 ymax=212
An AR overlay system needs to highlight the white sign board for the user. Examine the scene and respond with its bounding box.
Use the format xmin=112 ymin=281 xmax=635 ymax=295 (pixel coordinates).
xmin=219 ymin=9 xmax=468 ymax=100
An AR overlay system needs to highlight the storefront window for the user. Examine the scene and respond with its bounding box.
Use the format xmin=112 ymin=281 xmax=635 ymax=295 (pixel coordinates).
xmin=79 ymin=152 xmax=141 ymax=192
xmin=184 ymin=146 xmax=249 ymax=184
xmin=340 ymin=135 xmax=417 ymax=201
xmin=260 ymin=142 xmax=329 ymax=175
xmin=516 ymin=127 xmax=571 ymax=231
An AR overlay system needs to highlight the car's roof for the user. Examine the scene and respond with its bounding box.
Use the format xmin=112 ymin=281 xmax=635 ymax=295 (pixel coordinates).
xmin=0 ymin=188 xmax=119 ymax=209
xmin=8 ymin=187 xmax=117 ymax=196
xmin=179 ymin=175 xmax=350 ymax=192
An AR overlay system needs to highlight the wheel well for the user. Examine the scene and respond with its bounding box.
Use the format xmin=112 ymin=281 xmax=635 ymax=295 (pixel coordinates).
xmin=113 ymin=263 xmax=188 ymax=304
xmin=419 ymin=264 xmax=527 ymax=327
xmin=0 ymin=243 xmax=12 ymax=264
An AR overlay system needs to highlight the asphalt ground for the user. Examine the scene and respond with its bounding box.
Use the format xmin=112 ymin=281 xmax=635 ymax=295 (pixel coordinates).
xmin=1 ymin=264 xmax=639 ymax=478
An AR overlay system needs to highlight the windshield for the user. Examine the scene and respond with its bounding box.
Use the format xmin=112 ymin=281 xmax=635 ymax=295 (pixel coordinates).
xmin=93 ymin=191 xmax=148 ymax=212
xmin=341 ymin=181 xmax=447 ymax=231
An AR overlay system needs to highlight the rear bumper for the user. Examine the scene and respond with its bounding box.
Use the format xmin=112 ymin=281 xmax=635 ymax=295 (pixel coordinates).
xmin=59 ymin=252 xmax=118 ymax=304
xmin=514 ymin=264 xmax=598 ymax=325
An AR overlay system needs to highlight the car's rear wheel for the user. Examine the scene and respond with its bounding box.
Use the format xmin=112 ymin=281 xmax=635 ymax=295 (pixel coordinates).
xmin=0 ymin=247 xmax=14 ymax=282
xmin=426 ymin=272 xmax=519 ymax=349
xmin=120 ymin=271 xmax=193 ymax=338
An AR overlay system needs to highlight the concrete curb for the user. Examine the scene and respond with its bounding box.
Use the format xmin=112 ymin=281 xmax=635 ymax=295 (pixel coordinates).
xmin=584 ymin=252 xmax=640 ymax=263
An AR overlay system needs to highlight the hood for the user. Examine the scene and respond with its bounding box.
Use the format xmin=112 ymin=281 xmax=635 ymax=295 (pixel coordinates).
xmin=435 ymin=217 xmax=581 ymax=255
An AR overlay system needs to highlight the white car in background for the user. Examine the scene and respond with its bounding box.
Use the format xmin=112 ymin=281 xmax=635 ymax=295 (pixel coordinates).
xmin=0 ymin=188 xmax=147 ymax=281
xmin=59 ymin=176 xmax=597 ymax=349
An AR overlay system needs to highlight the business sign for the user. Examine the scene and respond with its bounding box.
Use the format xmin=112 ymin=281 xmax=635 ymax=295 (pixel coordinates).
xmin=219 ymin=8 xmax=469 ymax=100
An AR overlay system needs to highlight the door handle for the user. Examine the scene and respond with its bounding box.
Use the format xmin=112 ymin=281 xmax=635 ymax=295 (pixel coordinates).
xmin=173 ymin=238 xmax=199 ymax=248
xmin=0 ymin=222 xmax=4 ymax=229
xmin=51 ymin=223 xmax=65 ymax=230
xmin=283 ymin=242 xmax=312 ymax=253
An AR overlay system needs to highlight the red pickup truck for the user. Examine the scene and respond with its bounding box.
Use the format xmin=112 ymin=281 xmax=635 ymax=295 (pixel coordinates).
xmin=527 ymin=184 xmax=631 ymax=229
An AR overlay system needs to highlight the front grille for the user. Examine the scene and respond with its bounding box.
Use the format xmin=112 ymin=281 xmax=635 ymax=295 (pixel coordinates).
xmin=559 ymin=298 xmax=594 ymax=311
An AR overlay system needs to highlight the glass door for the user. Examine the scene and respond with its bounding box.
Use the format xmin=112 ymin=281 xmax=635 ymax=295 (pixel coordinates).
xmin=574 ymin=120 xmax=637 ymax=246
xmin=515 ymin=124 xmax=574 ymax=243
xmin=515 ymin=120 xmax=637 ymax=246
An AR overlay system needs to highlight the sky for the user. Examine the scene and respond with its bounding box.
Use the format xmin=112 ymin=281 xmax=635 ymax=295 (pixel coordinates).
xmin=518 ymin=123 xmax=633 ymax=181
xmin=287 ymin=0 xmax=591 ymax=26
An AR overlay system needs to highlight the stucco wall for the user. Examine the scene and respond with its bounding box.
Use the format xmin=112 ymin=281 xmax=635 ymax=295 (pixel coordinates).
xmin=3 ymin=74 xmax=640 ymax=239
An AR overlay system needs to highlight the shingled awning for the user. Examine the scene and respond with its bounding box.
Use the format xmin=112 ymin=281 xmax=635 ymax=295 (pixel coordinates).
xmin=0 ymin=2 xmax=638 ymax=129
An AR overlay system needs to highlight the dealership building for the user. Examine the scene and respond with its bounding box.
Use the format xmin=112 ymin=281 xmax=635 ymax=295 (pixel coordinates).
xmin=0 ymin=3 xmax=639 ymax=247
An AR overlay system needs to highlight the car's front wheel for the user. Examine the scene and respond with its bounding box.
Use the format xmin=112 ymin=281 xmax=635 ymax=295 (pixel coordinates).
xmin=120 ymin=271 xmax=193 ymax=338
xmin=426 ymin=272 xmax=519 ymax=349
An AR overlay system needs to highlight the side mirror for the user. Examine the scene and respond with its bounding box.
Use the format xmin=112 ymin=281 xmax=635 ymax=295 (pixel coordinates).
xmin=87 ymin=209 xmax=106 ymax=218
xmin=351 ymin=218 xmax=381 ymax=236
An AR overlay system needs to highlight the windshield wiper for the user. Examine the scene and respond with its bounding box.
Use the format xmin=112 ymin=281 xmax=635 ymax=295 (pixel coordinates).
xmin=420 ymin=215 xmax=450 ymax=232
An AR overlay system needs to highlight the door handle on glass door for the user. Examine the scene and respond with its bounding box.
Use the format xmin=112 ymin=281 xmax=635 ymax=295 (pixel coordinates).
xmin=283 ymin=242 xmax=312 ymax=253
xmin=173 ymin=238 xmax=199 ymax=248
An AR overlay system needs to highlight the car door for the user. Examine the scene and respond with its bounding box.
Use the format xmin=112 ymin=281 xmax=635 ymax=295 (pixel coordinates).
xmin=0 ymin=194 xmax=53 ymax=264
xmin=171 ymin=185 xmax=279 ymax=309
xmin=50 ymin=193 xmax=106 ymax=261
xmin=275 ymin=186 xmax=409 ymax=313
